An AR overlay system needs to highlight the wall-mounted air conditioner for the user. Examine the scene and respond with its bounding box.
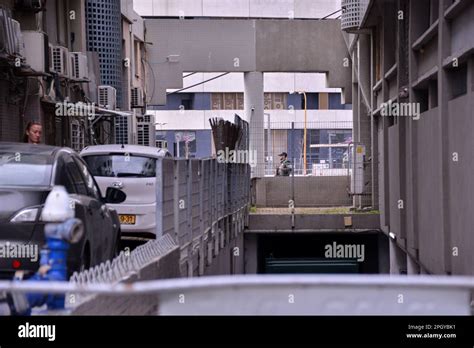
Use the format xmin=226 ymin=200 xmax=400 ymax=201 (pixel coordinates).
xmin=70 ymin=52 xmax=88 ymax=80
xmin=98 ymin=85 xmax=117 ymax=110
xmin=52 ymin=45 xmax=70 ymax=77
xmin=0 ymin=8 xmax=16 ymax=56
xmin=47 ymin=44 xmax=55 ymax=72
xmin=136 ymin=113 xmax=155 ymax=147
xmin=131 ymin=86 xmax=144 ymax=108
xmin=21 ymin=31 xmax=48 ymax=72
xmin=341 ymin=0 xmax=370 ymax=33
xmin=10 ymin=19 xmax=24 ymax=57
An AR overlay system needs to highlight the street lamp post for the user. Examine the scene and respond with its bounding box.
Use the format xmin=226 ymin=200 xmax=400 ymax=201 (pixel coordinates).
xmin=291 ymin=90 xmax=308 ymax=175
xmin=301 ymin=91 xmax=307 ymax=175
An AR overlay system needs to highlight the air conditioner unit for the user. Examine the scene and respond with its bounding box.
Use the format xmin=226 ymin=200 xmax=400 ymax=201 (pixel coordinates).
xmin=136 ymin=113 xmax=155 ymax=147
xmin=52 ymin=46 xmax=70 ymax=77
xmin=115 ymin=115 xmax=131 ymax=145
xmin=0 ymin=8 xmax=16 ymax=56
xmin=10 ymin=19 xmax=24 ymax=57
xmin=21 ymin=31 xmax=49 ymax=72
xmin=98 ymin=85 xmax=117 ymax=109
xmin=130 ymin=87 xmax=144 ymax=108
xmin=70 ymin=52 xmax=88 ymax=80
xmin=48 ymin=43 xmax=55 ymax=72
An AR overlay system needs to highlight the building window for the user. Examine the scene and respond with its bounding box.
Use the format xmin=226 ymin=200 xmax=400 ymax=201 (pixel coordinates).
xmin=211 ymin=93 xmax=244 ymax=110
xmin=264 ymin=93 xmax=287 ymax=110
xmin=306 ymin=129 xmax=352 ymax=169
xmin=318 ymin=93 xmax=329 ymax=110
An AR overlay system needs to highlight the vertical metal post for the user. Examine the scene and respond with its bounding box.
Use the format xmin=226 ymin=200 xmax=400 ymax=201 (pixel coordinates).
xmin=187 ymin=159 xmax=192 ymax=242
xmin=155 ymin=157 xmax=164 ymax=238
xmin=291 ymin=121 xmax=295 ymax=206
xmin=173 ymin=160 xmax=180 ymax=244
xmin=370 ymin=29 xmax=375 ymax=209
xmin=265 ymin=113 xmax=271 ymax=176
xmin=199 ymin=160 xmax=204 ymax=236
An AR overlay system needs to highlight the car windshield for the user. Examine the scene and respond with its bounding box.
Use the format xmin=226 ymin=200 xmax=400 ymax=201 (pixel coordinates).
xmin=0 ymin=152 xmax=53 ymax=187
xmin=83 ymin=154 xmax=156 ymax=178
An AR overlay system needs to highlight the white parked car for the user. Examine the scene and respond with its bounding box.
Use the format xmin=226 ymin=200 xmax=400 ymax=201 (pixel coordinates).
xmin=80 ymin=145 xmax=171 ymax=240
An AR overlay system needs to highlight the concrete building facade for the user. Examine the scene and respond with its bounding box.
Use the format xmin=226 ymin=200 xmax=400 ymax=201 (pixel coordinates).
xmin=342 ymin=0 xmax=474 ymax=275
xmin=0 ymin=0 xmax=100 ymax=147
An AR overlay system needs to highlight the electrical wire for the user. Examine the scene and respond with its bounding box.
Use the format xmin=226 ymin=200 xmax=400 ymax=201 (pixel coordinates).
xmin=142 ymin=57 xmax=156 ymax=103
xmin=167 ymin=72 xmax=230 ymax=95
xmin=320 ymin=8 xmax=342 ymax=20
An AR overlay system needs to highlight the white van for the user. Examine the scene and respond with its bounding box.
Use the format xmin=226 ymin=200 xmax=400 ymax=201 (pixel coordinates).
xmin=80 ymin=145 xmax=170 ymax=240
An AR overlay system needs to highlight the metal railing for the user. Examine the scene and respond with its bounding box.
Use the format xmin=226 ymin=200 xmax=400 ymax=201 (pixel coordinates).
xmin=1 ymin=275 xmax=473 ymax=315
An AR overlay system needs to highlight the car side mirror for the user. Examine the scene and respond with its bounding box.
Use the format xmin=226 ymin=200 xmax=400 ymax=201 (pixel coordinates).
xmin=104 ymin=187 xmax=126 ymax=204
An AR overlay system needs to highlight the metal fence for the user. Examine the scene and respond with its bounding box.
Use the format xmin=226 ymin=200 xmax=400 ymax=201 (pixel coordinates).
xmin=262 ymin=121 xmax=353 ymax=177
xmin=254 ymin=121 xmax=373 ymax=208
xmin=156 ymin=158 xmax=250 ymax=241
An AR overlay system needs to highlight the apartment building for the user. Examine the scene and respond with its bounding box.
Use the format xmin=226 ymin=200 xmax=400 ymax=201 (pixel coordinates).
xmin=0 ymin=0 xmax=151 ymax=148
xmin=0 ymin=0 xmax=100 ymax=147
xmin=342 ymin=0 xmax=474 ymax=275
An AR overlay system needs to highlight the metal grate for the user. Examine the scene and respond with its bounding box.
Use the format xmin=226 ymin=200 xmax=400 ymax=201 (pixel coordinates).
xmin=52 ymin=46 xmax=68 ymax=75
xmin=341 ymin=0 xmax=369 ymax=32
xmin=86 ymin=0 xmax=122 ymax=108
xmin=137 ymin=123 xmax=150 ymax=146
xmin=98 ymin=86 xmax=116 ymax=109
xmin=131 ymin=87 xmax=143 ymax=108
xmin=114 ymin=115 xmax=129 ymax=144
xmin=69 ymin=234 xmax=178 ymax=286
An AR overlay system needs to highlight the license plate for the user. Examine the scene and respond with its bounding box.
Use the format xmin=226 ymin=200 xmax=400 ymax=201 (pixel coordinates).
xmin=119 ymin=214 xmax=136 ymax=225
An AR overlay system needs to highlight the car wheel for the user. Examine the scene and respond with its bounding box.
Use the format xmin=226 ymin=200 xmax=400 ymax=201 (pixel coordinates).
xmin=79 ymin=244 xmax=91 ymax=273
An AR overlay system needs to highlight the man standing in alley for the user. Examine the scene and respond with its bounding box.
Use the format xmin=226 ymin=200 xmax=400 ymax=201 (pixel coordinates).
xmin=276 ymin=152 xmax=292 ymax=176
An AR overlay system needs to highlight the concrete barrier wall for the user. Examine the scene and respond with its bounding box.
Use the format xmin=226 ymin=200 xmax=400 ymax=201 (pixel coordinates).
xmin=255 ymin=176 xmax=352 ymax=207
xmin=248 ymin=213 xmax=380 ymax=231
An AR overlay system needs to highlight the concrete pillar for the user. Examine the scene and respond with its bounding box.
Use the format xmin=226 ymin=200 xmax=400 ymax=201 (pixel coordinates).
xmin=245 ymin=72 xmax=264 ymax=178
xmin=406 ymin=254 xmax=420 ymax=275
xmin=377 ymin=233 xmax=390 ymax=273
xmin=389 ymin=238 xmax=407 ymax=274
xmin=244 ymin=233 xmax=258 ymax=274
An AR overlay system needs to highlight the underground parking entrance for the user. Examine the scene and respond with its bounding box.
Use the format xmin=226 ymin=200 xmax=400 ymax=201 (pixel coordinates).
xmin=245 ymin=231 xmax=388 ymax=274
